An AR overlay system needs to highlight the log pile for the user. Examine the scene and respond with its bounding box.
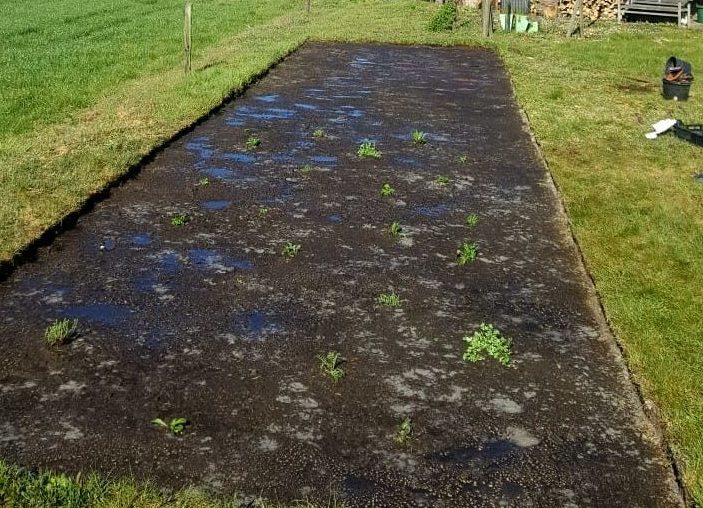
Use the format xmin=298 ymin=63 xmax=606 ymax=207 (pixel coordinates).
xmin=556 ymin=0 xmax=618 ymax=19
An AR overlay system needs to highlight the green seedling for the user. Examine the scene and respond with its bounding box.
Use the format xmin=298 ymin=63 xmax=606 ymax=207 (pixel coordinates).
xmin=357 ymin=140 xmax=381 ymax=159
xmin=411 ymin=129 xmax=427 ymax=144
xmin=463 ymin=323 xmax=512 ymax=367
xmin=152 ymin=417 xmax=188 ymax=435
xmin=395 ymin=417 xmax=413 ymax=445
xmin=317 ymin=351 xmax=345 ymax=383
xmin=44 ymin=318 xmax=78 ymax=347
xmin=312 ymin=129 xmax=326 ymax=139
xmin=388 ymin=221 xmax=402 ymax=237
xmin=245 ymin=135 xmax=261 ymax=149
xmin=258 ymin=206 xmax=270 ymax=216
xmin=435 ymin=175 xmax=451 ymax=187
xmin=281 ymin=242 xmax=301 ymax=258
xmin=466 ymin=213 xmax=479 ymax=227
xmin=380 ymin=183 xmax=395 ymax=197
xmin=457 ymin=241 xmax=478 ymax=265
xmin=170 ymin=213 xmax=189 ymax=226
xmin=300 ymin=164 xmax=314 ymax=174
xmin=376 ymin=290 xmax=401 ymax=308
xmin=196 ymin=177 xmax=210 ymax=187
xmin=457 ymin=154 xmax=469 ymax=163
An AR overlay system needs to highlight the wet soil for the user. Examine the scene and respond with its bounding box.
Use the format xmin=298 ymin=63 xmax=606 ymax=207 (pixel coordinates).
xmin=0 ymin=44 xmax=682 ymax=506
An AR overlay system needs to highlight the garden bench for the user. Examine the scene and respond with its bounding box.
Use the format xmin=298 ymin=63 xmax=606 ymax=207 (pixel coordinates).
xmin=617 ymin=0 xmax=693 ymax=26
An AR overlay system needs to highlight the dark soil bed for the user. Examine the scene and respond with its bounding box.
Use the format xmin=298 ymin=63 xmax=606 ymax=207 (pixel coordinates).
xmin=0 ymin=43 xmax=681 ymax=507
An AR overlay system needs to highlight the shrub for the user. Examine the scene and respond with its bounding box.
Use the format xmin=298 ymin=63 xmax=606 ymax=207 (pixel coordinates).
xmin=427 ymin=2 xmax=457 ymax=32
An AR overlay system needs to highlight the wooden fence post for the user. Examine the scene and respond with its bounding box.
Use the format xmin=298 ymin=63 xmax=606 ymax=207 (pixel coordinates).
xmin=184 ymin=1 xmax=192 ymax=74
xmin=482 ymin=0 xmax=493 ymax=36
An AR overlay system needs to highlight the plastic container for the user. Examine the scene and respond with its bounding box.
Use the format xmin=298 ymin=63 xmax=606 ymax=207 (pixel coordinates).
xmin=662 ymin=79 xmax=691 ymax=100
xmin=698 ymin=4 xmax=703 ymax=21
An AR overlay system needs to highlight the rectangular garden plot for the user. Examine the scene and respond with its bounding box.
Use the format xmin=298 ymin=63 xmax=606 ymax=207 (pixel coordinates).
xmin=0 ymin=44 xmax=682 ymax=507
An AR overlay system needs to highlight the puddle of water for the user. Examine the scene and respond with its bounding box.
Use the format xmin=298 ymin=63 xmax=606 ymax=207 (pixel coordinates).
xmin=201 ymin=166 xmax=236 ymax=181
xmin=294 ymin=103 xmax=320 ymax=111
xmin=65 ymin=304 xmax=131 ymax=326
xmin=224 ymin=117 xmax=245 ymax=127
xmin=188 ymin=249 xmax=253 ymax=272
xmin=159 ymin=252 xmax=181 ymax=273
xmin=255 ymin=94 xmax=280 ymax=103
xmin=132 ymin=233 xmax=152 ymax=247
xmin=221 ymin=152 xmax=256 ymax=164
xmin=415 ymin=203 xmax=450 ymax=218
xmin=231 ymin=310 xmax=284 ymax=341
xmin=201 ymin=200 xmax=232 ymax=211
xmin=297 ymin=141 xmax=315 ymax=150
xmin=309 ymin=155 xmax=337 ymax=165
xmin=270 ymin=154 xmax=298 ymax=164
xmin=337 ymin=106 xmax=364 ymax=118
xmin=185 ymin=137 xmax=215 ymax=159
xmin=326 ymin=214 xmax=343 ymax=224
xmin=100 ymin=238 xmax=116 ymax=252
xmin=134 ymin=272 xmax=158 ymax=293
xmin=434 ymin=440 xmax=517 ymax=464
xmin=233 ymin=106 xmax=297 ymax=121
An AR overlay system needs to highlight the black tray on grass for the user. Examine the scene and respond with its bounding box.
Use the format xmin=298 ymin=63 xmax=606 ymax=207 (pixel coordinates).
xmin=673 ymin=122 xmax=703 ymax=147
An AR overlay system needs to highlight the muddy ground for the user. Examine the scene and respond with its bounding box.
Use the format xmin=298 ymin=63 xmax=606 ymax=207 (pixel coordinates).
xmin=0 ymin=44 xmax=682 ymax=506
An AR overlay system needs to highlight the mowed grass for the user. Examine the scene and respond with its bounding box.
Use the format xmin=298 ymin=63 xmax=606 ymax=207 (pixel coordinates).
xmin=1 ymin=0 xmax=702 ymax=504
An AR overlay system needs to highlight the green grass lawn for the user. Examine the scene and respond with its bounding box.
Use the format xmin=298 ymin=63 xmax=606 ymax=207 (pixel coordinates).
xmin=1 ymin=0 xmax=703 ymax=505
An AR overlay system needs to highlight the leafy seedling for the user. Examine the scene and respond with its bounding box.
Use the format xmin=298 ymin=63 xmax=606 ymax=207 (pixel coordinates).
xmin=317 ymin=351 xmax=345 ymax=383
xmin=152 ymin=417 xmax=189 ymax=435
xmin=380 ymin=183 xmax=395 ymax=197
xmin=411 ymin=130 xmax=427 ymax=144
xmin=457 ymin=154 xmax=469 ymax=163
xmin=170 ymin=213 xmax=189 ymax=226
xmin=196 ymin=177 xmax=210 ymax=187
xmin=44 ymin=319 xmax=78 ymax=347
xmin=376 ymin=290 xmax=401 ymax=308
xmin=466 ymin=213 xmax=479 ymax=227
xmin=357 ymin=140 xmax=381 ymax=159
xmin=388 ymin=222 xmax=403 ymax=237
xmin=259 ymin=206 xmax=270 ymax=216
xmin=312 ymin=129 xmax=326 ymax=139
xmin=281 ymin=242 xmax=301 ymax=259
xmin=245 ymin=135 xmax=261 ymax=149
xmin=300 ymin=164 xmax=314 ymax=174
xmin=457 ymin=242 xmax=478 ymax=265
xmin=395 ymin=417 xmax=413 ymax=445
xmin=463 ymin=323 xmax=512 ymax=367
xmin=435 ymin=175 xmax=451 ymax=187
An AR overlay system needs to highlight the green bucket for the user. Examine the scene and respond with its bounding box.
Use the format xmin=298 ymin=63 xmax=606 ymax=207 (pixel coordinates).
xmin=698 ymin=4 xmax=703 ymax=21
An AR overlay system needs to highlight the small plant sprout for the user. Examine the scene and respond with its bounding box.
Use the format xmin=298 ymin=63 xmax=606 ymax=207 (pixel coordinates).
xmin=457 ymin=241 xmax=478 ymax=265
xmin=281 ymin=242 xmax=301 ymax=259
xmin=380 ymin=183 xmax=395 ymax=197
xmin=357 ymin=140 xmax=381 ymax=159
xmin=435 ymin=175 xmax=451 ymax=187
xmin=457 ymin=154 xmax=469 ymax=163
xmin=245 ymin=135 xmax=261 ymax=149
xmin=300 ymin=164 xmax=314 ymax=174
xmin=312 ymin=129 xmax=326 ymax=139
xmin=170 ymin=213 xmax=189 ymax=226
xmin=395 ymin=417 xmax=413 ymax=445
xmin=44 ymin=319 xmax=78 ymax=347
xmin=463 ymin=323 xmax=512 ymax=367
xmin=376 ymin=290 xmax=401 ymax=308
xmin=152 ymin=417 xmax=189 ymax=435
xmin=196 ymin=177 xmax=210 ymax=187
xmin=411 ymin=129 xmax=427 ymax=144
xmin=258 ymin=206 xmax=270 ymax=216
xmin=466 ymin=213 xmax=479 ymax=227
xmin=388 ymin=222 xmax=403 ymax=237
xmin=317 ymin=351 xmax=345 ymax=383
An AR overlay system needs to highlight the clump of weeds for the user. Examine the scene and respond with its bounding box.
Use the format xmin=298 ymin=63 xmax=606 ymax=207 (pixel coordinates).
xmin=457 ymin=154 xmax=469 ymax=163
xmin=411 ymin=130 xmax=427 ymax=144
xmin=466 ymin=213 xmax=479 ymax=227
xmin=435 ymin=175 xmax=451 ymax=187
xmin=245 ymin=135 xmax=261 ymax=150
xmin=376 ymin=290 xmax=401 ymax=308
xmin=380 ymin=183 xmax=395 ymax=197
xmin=457 ymin=241 xmax=478 ymax=265
xmin=313 ymin=129 xmax=326 ymax=139
xmin=317 ymin=351 xmax=345 ymax=383
xmin=463 ymin=323 xmax=512 ymax=367
xmin=45 ymin=319 xmax=78 ymax=347
xmin=281 ymin=242 xmax=301 ymax=259
xmin=196 ymin=177 xmax=210 ymax=187
xmin=258 ymin=206 xmax=270 ymax=216
xmin=357 ymin=140 xmax=381 ymax=159
xmin=152 ymin=417 xmax=189 ymax=435
xmin=170 ymin=213 xmax=190 ymax=226
xmin=388 ymin=222 xmax=403 ymax=237
xmin=395 ymin=417 xmax=413 ymax=445
xmin=300 ymin=164 xmax=314 ymax=175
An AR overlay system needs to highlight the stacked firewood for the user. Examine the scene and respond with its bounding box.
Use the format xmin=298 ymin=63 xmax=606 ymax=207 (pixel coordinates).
xmin=556 ymin=0 xmax=618 ymax=19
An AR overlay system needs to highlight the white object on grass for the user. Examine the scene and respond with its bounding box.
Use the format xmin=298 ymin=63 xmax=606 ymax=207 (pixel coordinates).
xmin=645 ymin=118 xmax=677 ymax=139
